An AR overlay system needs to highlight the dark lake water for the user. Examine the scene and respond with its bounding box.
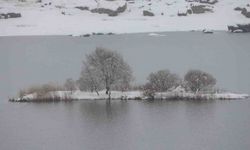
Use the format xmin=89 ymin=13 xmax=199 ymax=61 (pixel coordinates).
xmin=0 ymin=99 xmax=250 ymax=150
xmin=1 ymin=32 xmax=250 ymax=150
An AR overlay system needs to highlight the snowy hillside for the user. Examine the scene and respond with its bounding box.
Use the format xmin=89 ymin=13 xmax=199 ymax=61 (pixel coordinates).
xmin=0 ymin=0 xmax=250 ymax=36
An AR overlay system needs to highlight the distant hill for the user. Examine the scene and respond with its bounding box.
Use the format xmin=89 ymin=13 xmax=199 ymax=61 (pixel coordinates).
xmin=0 ymin=0 xmax=249 ymax=36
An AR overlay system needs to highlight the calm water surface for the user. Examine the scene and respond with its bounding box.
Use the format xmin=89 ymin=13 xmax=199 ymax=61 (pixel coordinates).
xmin=0 ymin=99 xmax=250 ymax=150
xmin=1 ymin=31 xmax=250 ymax=99
xmin=1 ymin=32 xmax=250 ymax=150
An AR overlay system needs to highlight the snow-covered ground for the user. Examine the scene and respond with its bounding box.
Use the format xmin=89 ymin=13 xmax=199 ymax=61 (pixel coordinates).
xmin=0 ymin=0 xmax=250 ymax=36
xmin=12 ymin=90 xmax=249 ymax=102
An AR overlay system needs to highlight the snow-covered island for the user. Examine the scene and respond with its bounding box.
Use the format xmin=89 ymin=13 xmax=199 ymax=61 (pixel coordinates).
xmin=9 ymin=47 xmax=249 ymax=102
xmin=10 ymin=89 xmax=249 ymax=102
xmin=0 ymin=0 xmax=250 ymax=36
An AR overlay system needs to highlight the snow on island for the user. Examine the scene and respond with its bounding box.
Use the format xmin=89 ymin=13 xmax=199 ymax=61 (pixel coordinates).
xmin=0 ymin=0 xmax=250 ymax=36
xmin=10 ymin=89 xmax=249 ymax=102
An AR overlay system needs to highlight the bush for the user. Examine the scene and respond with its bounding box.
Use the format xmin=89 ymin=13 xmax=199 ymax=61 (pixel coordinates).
xmin=64 ymin=78 xmax=77 ymax=92
xmin=143 ymin=70 xmax=181 ymax=99
xmin=146 ymin=70 xmax=181 ymax=92
xmin=184 ymin=70 xmax=216 ymax=93
xmin=19 ymin=83 xmax=65 ymax=98
xmin=143 ymin=83 xmax=156 ymax=100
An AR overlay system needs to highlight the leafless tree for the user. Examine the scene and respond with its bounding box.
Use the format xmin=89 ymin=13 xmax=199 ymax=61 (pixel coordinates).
xmin=143 ymin=70 xmax=180 ymax=99
xmin=80 ymin=47 xmax=133 ymax=100
xmin=143 ymin=82 xmax=157 ymax=100
xmin=77 ymin=62 xmax=103 ymax=95
xmin=64 ymin=78 xmax=76 ymax=93
xmin=184 ymin=69 xmax=216 ymax=93
xmin=147 ymin=70 xmax=181 ymax=92
xmin=113 ymin=63 xmax=134 ymax=92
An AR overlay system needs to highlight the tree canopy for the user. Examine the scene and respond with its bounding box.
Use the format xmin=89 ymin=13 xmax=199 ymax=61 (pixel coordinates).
xmin=78 ymin=47 xmax=133 ymax=99
xmin=184 ymin=69 xmax=216 ymax=93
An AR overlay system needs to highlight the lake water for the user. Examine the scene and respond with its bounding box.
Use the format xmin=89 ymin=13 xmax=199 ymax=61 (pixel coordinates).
xmin=0 ymin=99 xmax=250 ymax=150
xmin=1 ymin=32 xmax=250 ymax=99
xmin=0 ymin=32 xmax=250 ymax=150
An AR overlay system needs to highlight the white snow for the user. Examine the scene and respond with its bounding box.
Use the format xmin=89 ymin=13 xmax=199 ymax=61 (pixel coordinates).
xmin=71 ymin=90 xmax=142 ymax=100
xmin=214 ymin=92 xmax=249 ymax=99
xmin=148 ymin=32 xmax=166 ymax=37
xmin=233 ymin=29 xmax=244 ymax=33
xmin=202 ymin=28 xmax=213 ymax=33
xmin=13 ymin=89 xmax=249 ymax=102
xmin=0 ymin=0 xmax=250 ymax=36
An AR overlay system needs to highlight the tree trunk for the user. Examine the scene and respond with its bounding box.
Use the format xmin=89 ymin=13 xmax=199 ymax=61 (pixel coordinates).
xmin=108 ymin=91 xmax=111 ymax=101
xmin=95 ymin=90 xmax=99 ymax=96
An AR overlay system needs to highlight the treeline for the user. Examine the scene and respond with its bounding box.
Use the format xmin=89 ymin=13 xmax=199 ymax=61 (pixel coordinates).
xmin=76 ymin=47 xmax=217 ymax=99
xmin=17 ymin=47 xmax=217 ymax=101
xmin=142 ymin=69 xmax=216 ymax=99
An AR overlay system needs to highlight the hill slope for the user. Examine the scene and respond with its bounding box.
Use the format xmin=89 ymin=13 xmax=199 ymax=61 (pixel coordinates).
xmin=0 ymin=0 xmax=249 ymax=36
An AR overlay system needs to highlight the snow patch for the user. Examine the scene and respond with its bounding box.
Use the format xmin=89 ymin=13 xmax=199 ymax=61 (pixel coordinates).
xmin=148 ymin=33 xmax=166 ymax=37
xmin=11 ymin=90 xmax=249 ymax=102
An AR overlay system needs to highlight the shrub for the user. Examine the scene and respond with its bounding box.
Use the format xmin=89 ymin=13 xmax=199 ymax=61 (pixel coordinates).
xmin=19 ymin=83 xmax=65 ymax=98
xmin=146 ymin=70 xmax=181 ymax=92
xmin=184 ymin=69 xmax=216 ymax=93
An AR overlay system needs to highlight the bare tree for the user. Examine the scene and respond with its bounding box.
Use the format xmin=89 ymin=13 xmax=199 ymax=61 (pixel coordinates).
xmin=143 ymin=70 xmax=180 ymax=99
xmin=77 ymin=62 xmax=103 ymax=95
xmin=64 ymin=78 xmax=76 ymax=93
xmin=143 ymin=82 xmax=157 ymax=100
xmin=147 ymin=70 xmax=181 ymax=92
xmin=184 ymin=69 xmax=216 ymax=93
xmin=80 ymin=47 xmax=133 ymax=100
xmin=113 ymin=63 xmax=134 ymax=92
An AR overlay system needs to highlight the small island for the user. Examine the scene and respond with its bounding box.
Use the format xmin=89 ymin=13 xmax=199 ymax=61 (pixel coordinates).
xmin=10 ymin=48 xmax=249 ymax=102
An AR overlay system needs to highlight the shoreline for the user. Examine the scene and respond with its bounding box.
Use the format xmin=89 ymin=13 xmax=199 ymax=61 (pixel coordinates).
xmin=1 ymin=30 xmax=249 ymax=38
xmin=9 ymin=90 xmax=249 ymax=102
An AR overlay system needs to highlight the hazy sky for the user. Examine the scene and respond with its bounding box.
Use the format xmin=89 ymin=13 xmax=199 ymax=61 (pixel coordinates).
xmin=1 ymin=32 xmax=250 ymax=99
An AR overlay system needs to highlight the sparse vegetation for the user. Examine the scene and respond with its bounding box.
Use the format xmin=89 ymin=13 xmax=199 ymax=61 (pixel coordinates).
xmin=145 ymin=70 xmax=180 ymax=92
xmin=79 ymin=47 xmax=133 ymax=100
xmin=143 ymin=69 xmax=217 ymax=99
xmin=10 ymin=47 xmax=248 ymax=102
xmin=184 ymin=69 xmax=216 ymax=93
xmin=16 ymin=83 xmax=71 ymax=102
xmin=64 ymin=78 xmax=77 ymax=93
